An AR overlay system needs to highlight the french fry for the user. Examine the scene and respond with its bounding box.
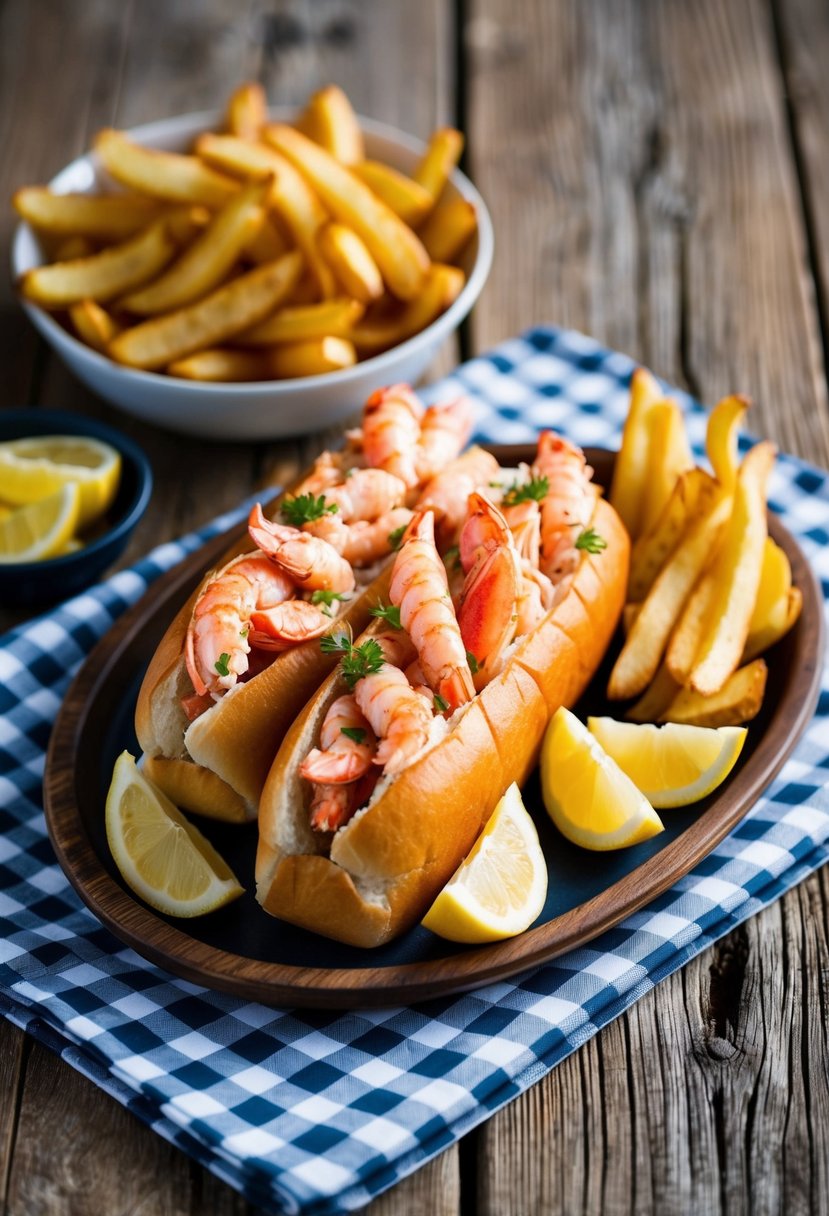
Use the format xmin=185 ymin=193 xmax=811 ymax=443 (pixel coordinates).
xmin=625 ymin=662 xmax=681 ymax=723
xmin=169 ymin=349 xmax=271 ymax=381
xmin=297 ymin=85 xmax=364 ymax=165
xmin=622 ymin=602 xmax=640 ymax=634
xmin=743 ymin=587 xmax=802 ymax=663
xmin=317 ymin=222 xmax=383 ymax=303
xmin=659 ymin=659 xmax=768 ymax=727
xmin=120 ymin=179 xmax=269 ymax=315
xmin=418 ymin=197 xmax=478 ymax=264
xmin=609 ymin=367 xmax=665 ymax=539
xmin=225 ymin=81 xmax=267 ymax=140
xmin=164 ymin=205 xmax=211 ymax=245
xmin=108 ymin=252 xmax=302 ymax=370
xmin=686 ymin=442 xmax=775 ymax=696
xmin=69 ymin=299 xmax=122 ymax=352
xmin=244 ymin=216 xmax=289 ymax=264
xmin=14 ymin=188 xmax=165 ymax=239
xmin=21 ymin=220 xmax=177 ymax=306
xmin=95 ymin=129 xmax=238 ymax=207
xmin=237 ymin=298 xmax=365 ymax=346
xmin=607 ymin=494 xmax=731 ymax=700
xmin=353 ymin=161 xmax=433 ymax=227
xmin=267 ymin=336 xmax=357 ymax=379
xmin=264 ymin=123 xmax=430 ymax=301
xmin=54 ymin=236 xmax=95 ymax=261
xmin=195 ymin=133 xmax=336 ymax=298
xmin=413 ymin=127 xmax=464 ymax=203
xmin=628 ymin=467 xmax=718 ymax=602
xmin=706 ymin=394 xmax=749 ymax=493
xmin=350 ymin=263 xmax=464 ymax=353
xmin=666 ymin=571 xmax=717 ymax=682
xmin=638 ymin=399 xmax=693 ymax=536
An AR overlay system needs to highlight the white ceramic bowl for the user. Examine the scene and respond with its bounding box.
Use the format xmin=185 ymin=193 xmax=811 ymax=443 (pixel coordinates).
xmin=11 ymin=109 xmax=493 ymax=441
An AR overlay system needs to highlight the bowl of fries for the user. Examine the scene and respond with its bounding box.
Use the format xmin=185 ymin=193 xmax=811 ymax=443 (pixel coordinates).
xmin=11 ymin=85 xmax=493 ymax=440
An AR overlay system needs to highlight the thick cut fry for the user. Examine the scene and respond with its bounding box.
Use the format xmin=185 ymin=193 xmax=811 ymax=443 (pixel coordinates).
xmin=120 ymin=180 xmax=269 ymax=315
xmin=237 ymin=298 xmax=364 ymax=346
xmin=350 ymin=263 xmax=464 ymax=353
xmin=413 ymin=128 xmax=464 ymax=202
xmin=54 ymin=236 xmax=95 ymax=261
xmin=666 ymin=571 xmax=717 ymax=683
xmin=659 ymin=660 xmax=768 ymax=727
xmin=706 ymin=394 xmax=749 ymax=493
xmin=353 ymin=161 xmax=432 ymax=227
xmin=195 ymin=133 xmax=336 ymax=298
xmin=628 ymin=467 xmax=718 ymax=602
xmin=607 ymin=495 xmax=731 ymax=700
xmin=625 ymin=663 xmax=681 ymax=723
xmin=264 ymin=123 xmax=429 ymax=301
xmin=225 ymin=81 xmax=267 ymax=139
xmin=108 ymin=252 xmax=302 ymax=370
xmin=244 ymin=216 xmax=288 ymax=263
xmin=164 ymin=205 xmax=211 ymax=245
xmin=750 ymin=537 xmax=792 ymax=628
xmin=168 ymin=349 xmax=271 ymax=382
xmin=638 ymin=399 xmax=693 ymax=536
xmin=609 ymin=367 xmax=665 ymax=540
xmin=297 ymin=85 xmax=364 ymax=164
xmin=687 ymin=442 xmax=775 ymax=697
xmin=21 ymin=220 xmax=177 ymax=307
xmin=317 ymin=222 xmax=383 ymax=303
xmin=418 ymin=197 xmax=478 ymax=264
xmin=267 ymin=336 xmax=357 ymax=379
xmin=69 ymin=299 xmax=122 ymax=352
xmin=622 ymin=603 xmax=640 ymax=635
xmin=742 ymin=587 xmax=802 ymax=663
xmin=95 ymin=129 xmax=238 ymax=207
xmin=14 ymin=188 xmax=164 ymax=238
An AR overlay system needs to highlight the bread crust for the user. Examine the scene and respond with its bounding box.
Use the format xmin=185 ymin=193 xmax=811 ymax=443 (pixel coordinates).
xmin=257 ymin=498 xmax=629 ymax=946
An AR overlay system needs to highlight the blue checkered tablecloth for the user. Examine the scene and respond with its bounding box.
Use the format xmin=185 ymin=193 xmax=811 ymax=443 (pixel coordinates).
xmin=1 ymin=327 xmax=828 ymax=1215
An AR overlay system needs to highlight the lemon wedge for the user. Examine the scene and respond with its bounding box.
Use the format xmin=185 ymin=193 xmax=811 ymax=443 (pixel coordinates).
xmin=0 ymin=483 xmax=81 ymax=563
xmin=541 ymin=707 xmax=665 ymax=850
xmin=0 ymin=435 xmax=121 ymax=528
xmin=587 ymin=717 xmax=747 ymax=808
xmin=105 ymin=752 xmax=244 ymax=917
xmin=421 ymin=783 xmax=548 ymax=943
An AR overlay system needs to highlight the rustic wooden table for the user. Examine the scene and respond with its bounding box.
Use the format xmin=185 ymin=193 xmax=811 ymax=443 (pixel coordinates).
xmin=2 ymin=1 xmax=828 ymax=1212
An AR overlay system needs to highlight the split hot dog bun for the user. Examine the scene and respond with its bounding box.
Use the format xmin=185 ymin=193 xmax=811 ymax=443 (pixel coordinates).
xmin=256 ymin=497 xmax=629 ymax=946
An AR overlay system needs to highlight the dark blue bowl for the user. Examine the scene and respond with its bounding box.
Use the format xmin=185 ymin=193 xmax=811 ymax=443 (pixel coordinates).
xmin=0 ymin=410 xmax=153 ymax=608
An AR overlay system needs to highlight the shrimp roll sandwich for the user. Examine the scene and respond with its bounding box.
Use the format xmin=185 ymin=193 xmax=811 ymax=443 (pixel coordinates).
xmin=257 ymin=434 xmax=630 ymax=945
xmin=135 ymin=385 xmax=490 ymax=823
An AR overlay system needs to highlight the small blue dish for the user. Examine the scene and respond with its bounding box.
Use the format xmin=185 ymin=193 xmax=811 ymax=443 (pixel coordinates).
xmin=0 ymin=409 xmax=153 ymax=609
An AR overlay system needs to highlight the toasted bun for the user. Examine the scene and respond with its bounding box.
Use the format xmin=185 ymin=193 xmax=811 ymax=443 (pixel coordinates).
xmin=257 ymin=498 xmax=629 ymax=946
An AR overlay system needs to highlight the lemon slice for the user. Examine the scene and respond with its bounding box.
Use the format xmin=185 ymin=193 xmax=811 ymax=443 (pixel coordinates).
xmin=105 ymin=752 xmax=244 ymax=917
xmin=587 ymin=717 xmax=747 ymax=808
xmin=0 ymin=483 xmax=81 ymax=563
xmin=421 ymin=784 xmax=548 ymax=943
xmin=541 ymin=707 xmax=664 ymax=850
xmin=0 ymin=435 xmax=121 ymax=528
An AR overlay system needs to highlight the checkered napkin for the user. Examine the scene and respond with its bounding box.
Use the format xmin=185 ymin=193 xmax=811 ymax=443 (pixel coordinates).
xmin=2 ymin=327 xmax=828 ymax=1216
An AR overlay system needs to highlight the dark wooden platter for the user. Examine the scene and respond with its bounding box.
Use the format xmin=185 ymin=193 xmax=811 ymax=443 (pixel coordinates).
xmin=44 ymin=448 xmax=825 ymax=1008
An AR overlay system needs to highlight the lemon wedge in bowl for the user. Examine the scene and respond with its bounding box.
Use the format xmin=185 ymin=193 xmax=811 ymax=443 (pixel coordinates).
xmin=106 ymin=752 xmax=243 ymax=918
xmin=0 ymin=434 xmax=121 ymax=528
xmin=422 ymin=783 xmax=548 ymax=943
xmin=587 ymin=718 xmax=747 ymax=809
xmin=541 ymin=707 xmax=665 ymax=850
xmin=0 ymin=483 xmax=81 ymax=563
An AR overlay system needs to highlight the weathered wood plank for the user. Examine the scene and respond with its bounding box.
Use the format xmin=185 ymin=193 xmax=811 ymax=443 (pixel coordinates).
xmin=0 ymin=1021 xmax=27 ymax=1212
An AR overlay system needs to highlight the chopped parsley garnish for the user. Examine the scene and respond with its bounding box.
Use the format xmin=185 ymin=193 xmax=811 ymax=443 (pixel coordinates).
xmin=239 ymin=626 xmax=249 ymax=639
xmin=281 ymin=492 xmax=338 ymax=527
xmin=341 ymin=726 xmax=366 ymax=744
xmin=388 ymin=523 xmax=407 ymax=551
xmin=312 ymin=589 xmax=346 ymax=607
xmin=443 ymin=544 xmax=460 ymax=569
xmin=371 ymin=603 xmax=402 ymax=629
xmin=466 ymin=650 xmax=480 ymax=674
xmin=321 ymin=633 xmax=386 ymax=689
xmin=575 ymin=527 xmax=607 ymax=554
xmin=214 ymin=652 xmax=231 ymax=677
xmin=502 ymin=474 xmax=549 ymax=507
xmin=320 ymin=630 xmax=352 ymax=655
xmin=434 ymin=693 xmax=449 ymax=713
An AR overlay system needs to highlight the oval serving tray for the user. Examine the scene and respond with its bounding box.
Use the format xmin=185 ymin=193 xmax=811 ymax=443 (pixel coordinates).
xmin=44 ymin=448 xmax=825 ymax=1008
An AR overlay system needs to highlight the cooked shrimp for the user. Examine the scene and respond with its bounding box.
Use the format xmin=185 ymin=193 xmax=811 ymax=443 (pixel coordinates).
xmin=248 ymin=503 xmax=355 ymax=593
xmin=389 ymin=509 xmax=475 ymax=711
xmin=308 ymin=769 xmax=380 ymax=833
xmin=362 ymin=384 xmax=424 ymax=487
xmin=417 ymin=446 xmax=501 ymax=545
xmin=457 ymin=494 xmax=521 ymax=684
xmin=323 ymin=469 xmax=407 ymax=521
xmin=304 ymin=506 xmax=413 ymax=565
xmin=184 ymin=552 xmax=295 ymax=698
xmin=354 ymin=662 xmax=435 ymax=774
xmin=533 ymin=432 xmax=594 ymax=582
xmin=248 ymin=599 xmax=332 ymax=650
xmin=414 ymin=397 xmax=474 ymax=482
xmin=300 ymin=694 xmax=377 ymax=784
xmin=502 ymin=499 xmax=541 ymax=568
